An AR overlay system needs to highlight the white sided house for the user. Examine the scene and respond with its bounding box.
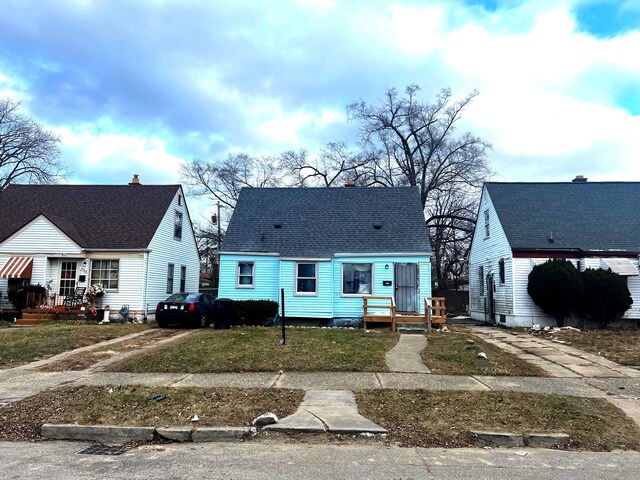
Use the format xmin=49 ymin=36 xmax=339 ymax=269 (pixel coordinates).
xmin=469 ymin=179 xmax=640 ymax=327
xmin=0 ymin=178 xmax=200 ymax=319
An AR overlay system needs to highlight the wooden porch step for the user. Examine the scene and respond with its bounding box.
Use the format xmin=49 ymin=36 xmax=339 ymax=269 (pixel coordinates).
xmin=15 ymin=318 xmax=42 ymax=326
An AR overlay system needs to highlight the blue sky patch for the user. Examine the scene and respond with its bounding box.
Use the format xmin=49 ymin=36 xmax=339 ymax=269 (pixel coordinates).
xmin=575 ymin=1 xmax=640 ymax=38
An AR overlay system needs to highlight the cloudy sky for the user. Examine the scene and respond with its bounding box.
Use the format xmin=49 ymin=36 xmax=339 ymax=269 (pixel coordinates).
xmin=1 ymin=0 xmax=639 ymax=200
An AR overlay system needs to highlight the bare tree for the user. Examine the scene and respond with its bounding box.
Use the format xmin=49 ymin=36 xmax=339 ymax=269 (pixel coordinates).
xmin=348 ymin=85 xmax=492 ymax=290
xmin=0 ymin=98 xmax=65 ymax=191
xmin=280 ymin=142 xmax=376 ymax=187
xmin=179 ymin=153 xmax=282 ymax=209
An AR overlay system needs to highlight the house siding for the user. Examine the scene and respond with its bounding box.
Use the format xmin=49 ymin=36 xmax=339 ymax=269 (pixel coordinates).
xmin=333 ymin=255 xmax=431 ymax=318
xmin=0 ymin=216 xmax=82 ymax=256
xmin=146 ymin=188 xmax=200 ymax=312
xmin=218 ymin=254 xmax=280 ymax=301
xmin=280 ymin=260 xmax=333 ymax=318
xmin=469 ymin=189 xmax=514 ymax=323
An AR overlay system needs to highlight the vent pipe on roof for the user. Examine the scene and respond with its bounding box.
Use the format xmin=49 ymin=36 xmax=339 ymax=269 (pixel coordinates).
xmin=129 ymin=174 xmax=141 ymax=185
xmin=344 ymin=179 xmax=356 ymax=187
xmin=572 ymin=175 xmax=587 ymax=183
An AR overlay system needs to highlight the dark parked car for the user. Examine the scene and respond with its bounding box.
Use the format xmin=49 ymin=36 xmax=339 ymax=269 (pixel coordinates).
xmin=156 ymin=293 xmax=216 ymax=328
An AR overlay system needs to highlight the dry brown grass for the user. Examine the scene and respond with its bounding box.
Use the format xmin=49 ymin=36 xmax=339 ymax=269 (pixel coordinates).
xmin=356 ymin=389 xmax=640 ymax=451
xmin=422 ymin=328 xmax=547 ymax=376
xmin=107 ymin=328 xmax=399 ymax=373
xmin=545 ymin=329 xmax=640 ymax=366
xmin=0 ymin=386 xmax=304 ymax=441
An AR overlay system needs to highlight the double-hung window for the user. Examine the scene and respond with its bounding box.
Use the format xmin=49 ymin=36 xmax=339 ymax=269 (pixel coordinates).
xmin=342 ymin=263 xmax=372 ymax=295
xmin=479 ymin=266 xmax=485 ymax=295
xmin=296 ymin=262 xmax=317 ymax=294
xmin=180 ymin=266 xmax=187 ymax=292
xmin=484 ymin=209 xmax=490 ymax=238
xmin=167 ymin=264 xmax=174 ymax=294
xmin=90 ymin=260 xmax=119 ymax=290
xmin=237 ymin=262 xmax=254 ymax=287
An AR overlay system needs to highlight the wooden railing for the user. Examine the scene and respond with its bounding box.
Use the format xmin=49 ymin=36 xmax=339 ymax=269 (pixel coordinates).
xmin=363 ymin=296 xmax=396 ymax=331
xmin=425 ymin=297 xmax=447 ymax=332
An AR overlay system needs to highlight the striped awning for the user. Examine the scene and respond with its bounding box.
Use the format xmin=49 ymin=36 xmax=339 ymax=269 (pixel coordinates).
xmin=0 ymin=256 xmax=33 ymax=279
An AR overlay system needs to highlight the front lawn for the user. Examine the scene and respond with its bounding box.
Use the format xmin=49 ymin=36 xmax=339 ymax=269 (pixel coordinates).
xmin=0 ymin=385 xmax=304 ymax=441
xmin=422 ymin=328 xmax=547 ymax=376
xmin=543 ymin=329 xmax=640 ymax=366
xmin=107 ymin=328 xmax=399 ymax=373
xmin=0 ymin=323 xmax=151 ymax=368
xmin=356 ymin=389 xmax=640 ymax=451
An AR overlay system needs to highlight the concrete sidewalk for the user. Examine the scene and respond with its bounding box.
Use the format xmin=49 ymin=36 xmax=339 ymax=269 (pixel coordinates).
xmin=468 ymin=326 xmax=640 ymax=378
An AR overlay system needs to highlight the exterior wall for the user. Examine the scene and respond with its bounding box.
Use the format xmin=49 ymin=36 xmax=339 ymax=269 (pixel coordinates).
xmin=145 ymin=188 xmax=200 ymax=312
xmin=468 ymin=189 xmax=514 ymax=323
xmin=218 ymin=254 xmax=280 ymax=301
xmin=333 ymin=255 xmax=431 ymax=318
xmin=0 ymin=216 xmax=83 ymax=255
xmin=217 ymin=253 xmax=432 ymax=320
xmin=280 ymin=260 xmax=333 ymax=318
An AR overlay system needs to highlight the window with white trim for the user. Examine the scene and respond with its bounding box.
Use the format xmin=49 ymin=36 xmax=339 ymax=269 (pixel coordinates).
xmin=479 ymin=266 xmax=484 ymax=295
xmin=90 ymin=260 xmax=119 ymax=290
xmin=296 ymin=262 xmax=317 ymax=294
xmin=484 ymin=209 xmax=490 ymax=238
xmin=167 ymin=263 xmax=174 ymax=294
xmin=180 ymin=265 xmax=187 ymax=292
xmin=342 ymin=263 xmax=372 ymax=295
xmin=174 ymin=211 xmax=183 ymax=240
xmin=237 ymin=262 xmax=254 ymax=287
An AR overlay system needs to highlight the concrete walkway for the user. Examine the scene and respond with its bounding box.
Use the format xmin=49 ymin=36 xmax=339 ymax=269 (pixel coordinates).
xmin=385 ymin=334 xmax=430 ymax=373
xmin=467 ymin=325 xmax=640 ymax=378
xmin=265 ymin=390 xmax=387 ymax=434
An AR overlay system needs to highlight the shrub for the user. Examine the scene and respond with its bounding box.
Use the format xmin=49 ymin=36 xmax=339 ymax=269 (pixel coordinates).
xmin=233 ymin=300 xmax=279 ymax=326
xmin=527 ymin=259 xmax=582 ymax=327
xmin=7 ymin=284 xmax=47 ymax=310
xmin=580 ymin=268 xmax=632 ymax=328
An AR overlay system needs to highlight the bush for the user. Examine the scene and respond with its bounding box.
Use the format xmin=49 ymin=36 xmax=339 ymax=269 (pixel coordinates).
xmin=7 ymin=284 xmax=46 ymax=310
xmin=233 ymin=300 xmax=279 ymax=326
xmin=528 ymin=259 xmax=582 ymax=327
xmin=580 ymin=268 xmax=632 ymax=328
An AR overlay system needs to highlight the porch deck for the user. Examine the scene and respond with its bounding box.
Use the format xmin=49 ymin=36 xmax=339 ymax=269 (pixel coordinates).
xmin=363 ymin=296 xmax=446 ymax=332
xmin=16 ymin=307 xmax=96 ymax=326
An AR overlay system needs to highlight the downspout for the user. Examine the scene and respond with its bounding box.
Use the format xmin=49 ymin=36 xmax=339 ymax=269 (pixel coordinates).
xmin=142 ymin=251 xmax=150 ymax=320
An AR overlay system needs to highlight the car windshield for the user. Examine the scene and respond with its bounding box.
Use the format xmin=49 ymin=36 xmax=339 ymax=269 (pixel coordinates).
xmin=165 ymin=293 xmax=200 ymax=302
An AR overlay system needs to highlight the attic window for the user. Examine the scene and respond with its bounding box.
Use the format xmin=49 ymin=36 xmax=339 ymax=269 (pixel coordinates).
xmin=373 ymin=224 xmax=382 ymax=230
xmin=274 ymin=224 xmax=282 ymax=229
xmin=484 ymin=210 xmax=490 ymax=238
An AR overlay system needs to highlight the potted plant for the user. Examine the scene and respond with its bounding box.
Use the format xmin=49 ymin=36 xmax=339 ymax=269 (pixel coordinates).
xmin=86 ymin=284 xmax=105 ymax=307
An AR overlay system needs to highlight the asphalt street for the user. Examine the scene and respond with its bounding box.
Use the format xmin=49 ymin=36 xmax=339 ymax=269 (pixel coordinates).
xmin=2 ymin=440 xmax=640 ymax=480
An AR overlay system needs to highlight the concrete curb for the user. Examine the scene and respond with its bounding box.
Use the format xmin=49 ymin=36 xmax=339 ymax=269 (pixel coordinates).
xmin=471 ymin=430 xmax=570 ymax=448
xmin=40 ymin=424 xmax=255 ymax=444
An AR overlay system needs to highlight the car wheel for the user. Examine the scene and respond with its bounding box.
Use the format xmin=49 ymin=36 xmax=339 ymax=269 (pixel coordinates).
xmin=199 ymin=315 xmax=211 ymax=328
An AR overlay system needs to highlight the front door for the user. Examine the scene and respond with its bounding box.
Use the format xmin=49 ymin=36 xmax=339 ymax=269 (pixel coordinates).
xmin=395 ymin=263 xmax=419 ymax=312
xmin=59 ymin=261 xmax=78 ymax=297
xmin=486 ymin=273 xmax=496 ymax=323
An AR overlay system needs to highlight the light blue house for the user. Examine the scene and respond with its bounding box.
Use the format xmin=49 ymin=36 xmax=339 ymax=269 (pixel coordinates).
xmin=218 ymin=186 xmax=432 ymax=324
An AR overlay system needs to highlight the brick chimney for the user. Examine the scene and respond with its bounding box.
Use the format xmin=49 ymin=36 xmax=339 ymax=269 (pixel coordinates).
xmin=572 ymin=175 xmax=587 ymax=183
xmin=344 ymin=179 xmax=356 ymax=187
xmin=129 ymin=174 xmax=141 ymax=185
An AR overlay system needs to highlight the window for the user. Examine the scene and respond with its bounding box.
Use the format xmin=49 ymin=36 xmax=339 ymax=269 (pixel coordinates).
xmin=484 ymin=209 xmax=490 ymax=238
xmin=167 ymin=263 xmax=174 ymax=294
xmin=296 ymin=262 xmax=317 ymax=294
xmin=177 ymin=194 xmax=182 ymax=206
xmin=479 ymin=266 xmax=484 ymax=295
xmin=90 ymin=260 xmax=119 ymax=290
xmin=180 ymin=266 xmax=187 ymax=292
xmin=237 ymin=262 xmax=254 ymax=287
xmin=342 ymin=263 xmax=372 ymax=295
xmin=499 ymin=259 xmax=505 ymax=284
xmin=174 ymin=211 xmax=183 ymax=240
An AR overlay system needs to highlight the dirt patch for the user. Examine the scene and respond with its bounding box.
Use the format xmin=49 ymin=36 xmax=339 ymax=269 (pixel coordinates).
xmin=356 ymin=389 xmax=640 ymax=451
xmin=0 ymin=385 xmax=304 ymax=442
xmin=38 ymin=329 xmax=181 ymax=371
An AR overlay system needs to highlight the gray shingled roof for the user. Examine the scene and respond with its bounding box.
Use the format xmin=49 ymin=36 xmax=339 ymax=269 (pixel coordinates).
xmin=486 ymin=182 xmax=640 ymax=253
xmin=221 ymin=187 xmax=431 ymax=257
xmin=0 ymin=184 xmax=180 ymax=249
